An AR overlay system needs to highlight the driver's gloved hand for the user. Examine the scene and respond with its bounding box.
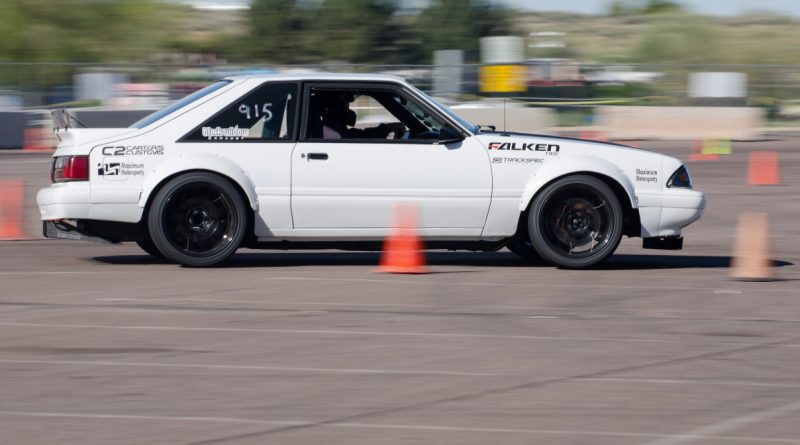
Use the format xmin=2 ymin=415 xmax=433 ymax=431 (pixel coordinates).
xmin=380 ymin=122 xmax=406 ymax=137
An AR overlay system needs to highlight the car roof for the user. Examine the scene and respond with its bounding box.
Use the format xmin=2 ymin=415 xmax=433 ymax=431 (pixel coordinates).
xmin=223 ymin=72 xmax=407 ymax=83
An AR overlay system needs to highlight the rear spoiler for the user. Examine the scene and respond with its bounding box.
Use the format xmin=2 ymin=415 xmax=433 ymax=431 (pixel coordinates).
xmin=51 ymin=108 xmax=87 ymax=132
xmin=51 ymin=109 xmax=71 ymax=131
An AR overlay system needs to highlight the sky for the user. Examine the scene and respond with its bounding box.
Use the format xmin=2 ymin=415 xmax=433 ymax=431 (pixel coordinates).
xmin=184 ymin=0 xmax=800 ymax=17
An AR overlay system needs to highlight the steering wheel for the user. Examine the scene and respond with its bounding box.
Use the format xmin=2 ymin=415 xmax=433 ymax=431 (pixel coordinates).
xmin=412 ymin=130 xmax=439 ymax=140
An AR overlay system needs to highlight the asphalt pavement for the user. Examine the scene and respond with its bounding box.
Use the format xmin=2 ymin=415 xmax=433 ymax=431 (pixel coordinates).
xmin=0 ymin=139 xmax=799 ymax=444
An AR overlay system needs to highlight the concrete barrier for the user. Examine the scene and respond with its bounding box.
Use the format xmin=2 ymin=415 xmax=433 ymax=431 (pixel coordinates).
xmin=0 ymin=112 xmax=30 ymax=149
xmin=596 ymin=106 xmax=765 ymax=140
xmin=449 ymin=105 xmax=556 ymax=133
xmin=0 ymin=109 xmax=158 ymax=150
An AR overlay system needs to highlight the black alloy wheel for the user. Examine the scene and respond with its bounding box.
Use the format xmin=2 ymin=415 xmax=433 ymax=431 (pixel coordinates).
xmin=528 ymin=175 xmax=623 ymax=268
xmin=148 ymin=172 xmax=247 ymax=267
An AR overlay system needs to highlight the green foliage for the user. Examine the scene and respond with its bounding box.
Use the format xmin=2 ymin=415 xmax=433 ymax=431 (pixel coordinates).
xmin=608 ymin=0 xmax=683 ymax=16
xmin=0 ymin=0 xmax=169 ymax=63
xmin=417 ymin=0 xmax=510 ymax=59
xmin=314 ymin=0 xmax=398 ymax=63
xmin=632 ymin=17 xmax=721 ymax=63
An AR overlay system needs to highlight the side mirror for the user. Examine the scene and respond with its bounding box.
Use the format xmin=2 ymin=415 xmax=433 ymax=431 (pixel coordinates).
xmin=438 ymin=124 xmax=465 ymax=145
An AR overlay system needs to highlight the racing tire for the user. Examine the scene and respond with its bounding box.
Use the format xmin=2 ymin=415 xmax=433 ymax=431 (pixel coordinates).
xmin=147 ymin=172 xmax=247 ymax=267
xmin=135 ymin=238 xmax=165 ymax=259
xmin=528 ymin=175 xmax=623 ymax=269
xmin=506 ymin=238 xmax=543 ymax=261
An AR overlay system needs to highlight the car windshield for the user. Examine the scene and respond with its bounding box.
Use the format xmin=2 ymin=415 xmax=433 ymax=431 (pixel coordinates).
xmin=416 ymin=90 xmax=475 ymax=133
xmin=129 ymin=80 xmax=231 ymax=129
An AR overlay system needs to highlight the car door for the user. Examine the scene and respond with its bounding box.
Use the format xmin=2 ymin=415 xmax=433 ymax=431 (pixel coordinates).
xmin=290 ymin=82 xmax=492 ymax=238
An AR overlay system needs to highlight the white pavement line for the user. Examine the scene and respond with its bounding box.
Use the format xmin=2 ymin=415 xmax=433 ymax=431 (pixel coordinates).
xmin=0 ymin=271 xmax=96 ymax=275
xmin=713 ymin=289 xmax=743 ymax=295
xmin=0 ymin=160 xmax=52 ymax=164
xmin=0 ymin=411 xmax=797 ymax=443
xmin=97 ymin=297 xmax=548 ymax=311
xmin=0 ymin=321 xmax=721 ymax=345
xmin=580 ymin=377 xmax=800 ymax=389
xmin=642 ymin=400 xmax=800 ymax=445
xmin=0 ymin=359 xmax=490 ymax=377
xmin=0 ymin=411 xmax=305 ymax=427
xmin=270 ymin=276 xmax=731 ymax=291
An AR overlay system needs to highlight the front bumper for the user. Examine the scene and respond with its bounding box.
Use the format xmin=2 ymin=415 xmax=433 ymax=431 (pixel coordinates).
xmin=659 ymin=188 xmax=706 ymax=237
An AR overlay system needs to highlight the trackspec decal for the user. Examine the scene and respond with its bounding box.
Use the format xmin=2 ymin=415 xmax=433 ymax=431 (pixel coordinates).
xmin=492 ymin=157 xmax=544 ymax=165
xmin=202 ymin=126 xmax=249 ymax=141
xmin=488 ymin=142 xmax=560 ymax=152
xmin=102 ymin=145 xmax=164 ymax=156
xmin=635 ymin=168 xmax=658 ymax=184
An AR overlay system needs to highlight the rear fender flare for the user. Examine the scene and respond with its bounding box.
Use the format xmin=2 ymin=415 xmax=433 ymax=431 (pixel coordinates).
xmin=138 ymin=154 xmax=258 ymax=210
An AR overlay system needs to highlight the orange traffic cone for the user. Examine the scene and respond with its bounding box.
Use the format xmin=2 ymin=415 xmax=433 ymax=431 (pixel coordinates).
xmin=375 ymin=204 xmax=427 ymax=274
xmin=0 ymin=180 xmax=24 ymax=240
xmin=23 ymin=127 xmax=56 ymax=152
xmin=747 ymin=151 xmax=779 ymax=185
xmin=730 ymin=212 xmax=773 ymax=281
xmin=688 ymin=139 xmax=719 ymax=161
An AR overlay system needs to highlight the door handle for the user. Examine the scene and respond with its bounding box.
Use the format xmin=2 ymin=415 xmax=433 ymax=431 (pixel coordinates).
xmin=307 ymin=152 xmax=328 ymax=161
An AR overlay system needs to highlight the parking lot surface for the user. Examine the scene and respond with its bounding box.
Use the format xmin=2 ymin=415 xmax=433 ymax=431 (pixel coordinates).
xmin=1 ymin=140 xmax=799 ymax=444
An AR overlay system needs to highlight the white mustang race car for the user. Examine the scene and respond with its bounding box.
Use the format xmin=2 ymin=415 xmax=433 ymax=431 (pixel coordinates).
xmin=37 ymin=73 xmax=705 ymax=268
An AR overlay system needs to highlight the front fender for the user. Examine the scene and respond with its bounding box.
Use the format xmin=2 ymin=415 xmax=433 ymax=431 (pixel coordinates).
xmin=138 ymin=153 xmax=258 ymax=210
xmin=519 ymin=156 xmax=637 ymax=211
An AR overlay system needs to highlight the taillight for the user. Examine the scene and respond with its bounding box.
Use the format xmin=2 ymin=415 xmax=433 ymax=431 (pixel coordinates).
xmin=51 ymin=156 xmax=89 ymax=183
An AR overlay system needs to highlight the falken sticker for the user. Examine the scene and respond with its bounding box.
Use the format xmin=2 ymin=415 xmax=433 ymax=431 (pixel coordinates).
xmin=488 ymin=142 xmax=560 ymax=152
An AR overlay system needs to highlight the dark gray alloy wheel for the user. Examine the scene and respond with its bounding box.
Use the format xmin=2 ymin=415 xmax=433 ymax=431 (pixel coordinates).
xmin=148 ymin=172 xmax=247 ymax=267
xmin=135 ymin=238 xmax=164 ymax=259
xmin=528 ymin=175 xmax=623 ymax=269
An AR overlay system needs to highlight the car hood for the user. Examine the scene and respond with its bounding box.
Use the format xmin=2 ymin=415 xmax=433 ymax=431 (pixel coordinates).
xmin=475 ymin=132 xmax=684 ymax=192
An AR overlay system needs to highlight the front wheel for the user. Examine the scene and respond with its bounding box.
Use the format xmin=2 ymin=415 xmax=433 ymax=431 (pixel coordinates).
xmin=528 ymin=175 xmax=623 ymax=268
xmin=147 ymin=172 xmax=247 ymax=267
xmin=135 ymin=238 xmax=164 ymax=259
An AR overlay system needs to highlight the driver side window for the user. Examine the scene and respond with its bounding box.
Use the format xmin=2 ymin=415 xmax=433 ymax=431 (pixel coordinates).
xmin=304 ymin=86 xmax=448 ymax=143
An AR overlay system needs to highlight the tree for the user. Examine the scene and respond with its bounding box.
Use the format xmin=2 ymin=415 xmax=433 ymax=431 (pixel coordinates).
xmin=0 ymin=0 xmax=168 ymax=63
xmin=314 ymin=0 xmax=398 ymax=63
xmin=632 ymin=17 xmax=720 ymax=64
xmin=417 ymin=0 xmax=510 ymax=61
xmin=249 ymin=0 xmax=312 ymax=63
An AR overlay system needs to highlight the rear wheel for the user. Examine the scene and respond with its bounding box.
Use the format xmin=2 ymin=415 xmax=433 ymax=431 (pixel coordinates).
xmin=148 ymin=172 xmax=247 ymax=267
xmin=528 ymin=175 xmax=623 ymax=268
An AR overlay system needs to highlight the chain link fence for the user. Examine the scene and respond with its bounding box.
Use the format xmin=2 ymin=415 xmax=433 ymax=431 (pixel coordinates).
xmin=2 ymin=62 xmax=800 ymax=121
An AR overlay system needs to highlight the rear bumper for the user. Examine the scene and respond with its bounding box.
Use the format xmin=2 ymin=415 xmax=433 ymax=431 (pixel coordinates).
xmin=37 ymin=183 xmax=91 ymax=220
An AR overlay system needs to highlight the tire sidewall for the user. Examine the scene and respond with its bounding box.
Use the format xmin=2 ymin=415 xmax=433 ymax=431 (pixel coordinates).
xmin=148 ymin=172 xmax=247 ymax=267
xmin=528 ymin=175 xmax=623 ymax=268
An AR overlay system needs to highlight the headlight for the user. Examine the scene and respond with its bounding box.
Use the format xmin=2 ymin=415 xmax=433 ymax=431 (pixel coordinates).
xmin=667 ymin=165 xmax=692 ymax=189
